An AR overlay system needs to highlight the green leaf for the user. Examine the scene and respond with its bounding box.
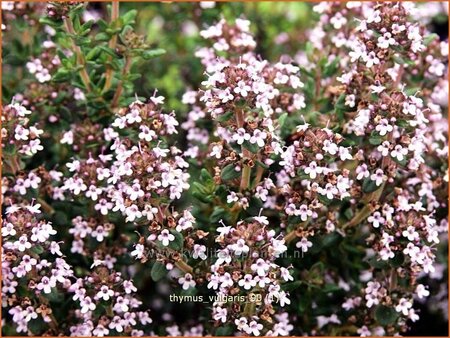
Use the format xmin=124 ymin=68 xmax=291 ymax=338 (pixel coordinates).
xmin=95 ymin=32 xmax=111 ymax=42
xmin=216 ymin=110 xmax=233 ymax=122
xmin=122 ymin=9 xmax=138 ymax=25
xmin=210 ymin=207 xmax=228 ymax=223
xmin=282 ymin=280 xmax=302 ymax=292
xmin=192 ymin=191 xmax=213 ymax=204
xmin=323 ymin=57 xmax=340 ymax=77
xmin=255 ymin=160 xmax=269 ymax=169
xmin=243 ymin=140 xmax=259 ymax=153
xmin=369 ymin=135 xmax=382 ymax=145
xmin=52 ymin=68 xmax=71 ymax=82
xmin=423 ymin=33 xmax=439 ymax=46
xmin=28 ymin=318 xmax=46 ymax=335
xmin=221 ymin=164 xmax=240 ymax=181
xmin=150 ymin=262 xmax=166 ymax=282
xmin=362 ymin=178 xmax=380 ymax=193
xmin=375 ymin=305 xmax=399 ymax=326
xmin=216 ymin=325 xmax=234 ymax=336
xmin=367 ymin=256 xmax=389 ymax=269
xmin=38 ymin=17 xmax=61 ymax=28
xmin=142 ymin=49 xmax=166 ymax=60
xmin=99 ymin=46 xmax=116 ymax=57
xmin=30 ymin=245 xmax=44 ymax=255
xmin=278 ymin=112 xmax=288 ymax=128
xmin=200 ymin=168 xmax=213 ymax=183
xmin=390 ymin=253 xmax=405 ymax=267
xmin=168 ymin=230 xmax=184 ymax=250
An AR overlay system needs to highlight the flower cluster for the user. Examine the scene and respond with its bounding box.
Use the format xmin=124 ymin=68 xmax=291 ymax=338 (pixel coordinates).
xmin=1 ymin=103 xmax=44 ymax=158
xmin=67 ymin=265 xmax=152 ymax=336
xmin=207 ymin=218 xmax=293 ymax=336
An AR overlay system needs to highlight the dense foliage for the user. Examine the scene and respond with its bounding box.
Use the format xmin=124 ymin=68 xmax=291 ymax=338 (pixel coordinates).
xmin=1 ymin=1 xmax=448 ymax=336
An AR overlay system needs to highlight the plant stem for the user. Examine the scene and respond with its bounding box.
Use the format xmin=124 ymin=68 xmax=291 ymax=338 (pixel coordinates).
xmin=235 ymin=108 xmax=252 ymax=191
xmin=175 ymin=260 xmax=193 ymax=274
xmin=63 ymin=17 xmax=92 ymax=92
xmin=37 ymin=198 xmax=55 ymax=215
xmin=111 ymin=55 xmax=132 ymax=108
xmin=285 ymin=221 xmax=308 ymax=244
xmin=102 ymin=1 xmax=120 ymax=93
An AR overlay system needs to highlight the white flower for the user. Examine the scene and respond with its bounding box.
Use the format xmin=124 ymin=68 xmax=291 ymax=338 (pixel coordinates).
xmin=213 ymin=307 xmax=227 ymax=323
xmin=363 ymin=51 xmax=380 ymax=68
xmin=238 ymin=274 xmax=256 ymax=290
xmin=319 ymin=183 xmax=338 ymax=200
xmin=61 ymin=130 xmax=74 ymax=144
xmin=86 ymin=185 xmax=102 ymax=201
xmin=402 ymin=225 xmax=419 ymax=241
xmin=125 ymin=204 xmax=142 ymax=222
xmin=178 ymin=273 xmax=196 ymax=290
xmin=91 ymin=225 xmax=107 ymax=242
xmin=96 ymin=285 xmax=114 ymax=301
xmin=338 ymin=147 xmax=353 ymax=161
xmin=231 ymin=239 xmax=250 ymax=255
xmin=391 ymin=144 xmax=408 ymax=162
xmin=379 ymin=247 xmax=395 ymax=260
xmin=192 ymin=244 xmax=207 ymax=260
xmin=415 ymin=284 xmax=430 ymax=299
xmin=246 ymin=320 xmax=263 ymax=336
xmin=356 ymin=164 xmax=370 ymax=180
xmin=2 ymin=222 xmax=16 ymax=237
xmin=271 ymin=238 xmax=287 ymax=257
xmin=377 ymin=141 xmax=390 ymax=156
xmin=37 ymin=276 xmax=56 ymax=294
xmin=15 ymin=235 xmax=31 ymax=252
xmin=158 ymin=229 xmax=175 ymax=246
xmin=235 ymin=317 xmax=249 ymax=331
xmin=131 ymin=244 xmax=145 ymax=259
xmin=207 ymin=274 xmax=220 ymax=290
xmin=304 ymin=161 xmax=322 ymax=179
xmin=297 ymin=204 xmax=312 ymax=221
xmin=138 ymin=125 xmax=156 ymax=142
xmin=209 ymin=144 xmax=223 ymax=159
xmin=357 ymin=325 xmax=371 ymax=337
xmin=232 ymin=128 xmax=251 ymax=145
xmin=113 ymin=296 xmax=130 ymax=313
xmin=377 ymin=32 xmax=396 ymax=49
xmin=219 ymin=272 xmax=233 ymax=288
xmin=109 ymin=316 xmax=124 ymax=333
xmin=367 ymin=212 xmax=385 ymax=228
xmin=280 ymin=267 xmax=293 ymax=281
xmin=366 ymin=9 xmax=381 ymax=23
xmin=127 ymin=182 xmax=144 ymax=201
xmin=275 ymin=290 xmax=291 ymax=307
xmin=95 ymin=199 xmax=113 ymax=216
xmin=250 ymin=129 xmax=267 ymax=147
xmin=251 ymin=258 xmax=270 ymax=277
xmin=153 ymin=146 xmax=170 ymax=158
xmin=80 ymin=296 xmax=96 ymax=314
xmin=370 ymin=84 xmax=386 ymax=94
xmin=14 ymin=125 xmax=29 ymax=141
xmin=125 ymin=108 xmax=142 ymax=124
xmin=233 ymin=80 xmax=251 ymax=97
xmin=323 ymin=140 xmax=338 ymax=155
xmin=218 ymin=88 xmax=234 ymax=103
xmin=375 ymin=119 xmax=393 ymax=136
xmin=395 ymin=298 xmax=412 ymax=316
xmin=296 ymin=237 xmax=313 ymax=253
xmin=392 ymin=23 xmax=406 ymax=35
xmin=370 ymin=169 xmax=386 ymax=186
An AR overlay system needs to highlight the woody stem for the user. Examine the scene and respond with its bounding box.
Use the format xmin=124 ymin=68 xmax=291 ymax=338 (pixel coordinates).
xmin=236 ymin=108 xmax=251 ymax=191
